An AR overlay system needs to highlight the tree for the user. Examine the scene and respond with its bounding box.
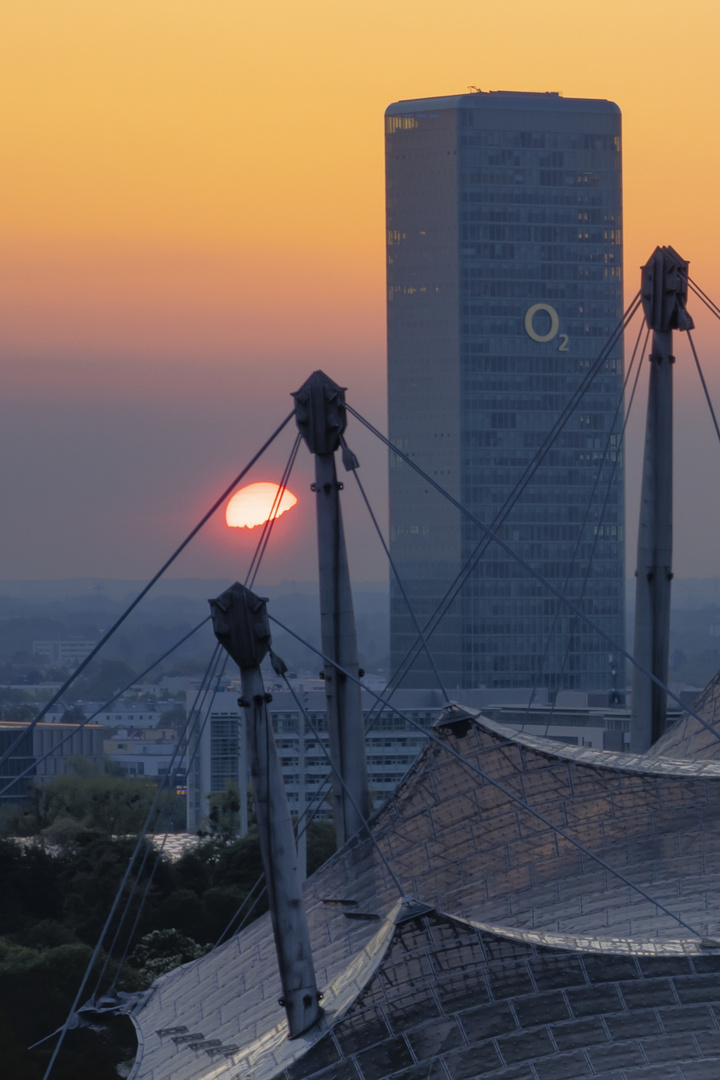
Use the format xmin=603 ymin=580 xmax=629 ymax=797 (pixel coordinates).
xmin=306 ymin=819 xmax=336 ymax=875
xmin=76 ymin=659 xmax=137 ymax=702
xmin=8 ymin=774 xmax=158 ymax=837
xmin=207 ymin=780 xmax=242 ymax=839
xmin=0 ymin=940 xmax=129 ymax=1079
xmin=1 ymin=703 xmax=37 ymax=723
xmin=158 ymin=704 xmax=186 ymax=729
xmin=59 ymin=705 xmax=87 ymax=727
xmin=0 ymin=839 xmax=62 ymax=931
xmin=127 ymin=929 xmax=209 ymax=986
xmin=65 ymin=754 xmax=98 ymax=778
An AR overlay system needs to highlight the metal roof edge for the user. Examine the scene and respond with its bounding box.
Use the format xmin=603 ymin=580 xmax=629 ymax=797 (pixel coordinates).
xmin=460 ymin=708 xmax=720 ymax=777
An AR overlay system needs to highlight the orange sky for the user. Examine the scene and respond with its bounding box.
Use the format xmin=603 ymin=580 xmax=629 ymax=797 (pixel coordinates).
xmin=2 ymin=0 xmax=720 ymax=580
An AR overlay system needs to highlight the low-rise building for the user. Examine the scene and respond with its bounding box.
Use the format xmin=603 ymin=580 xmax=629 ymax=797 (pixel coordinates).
xmin=103 ymin=727 xmax=185 ymax=780
xmin=0 ymin=720 xmax=105 ymax=805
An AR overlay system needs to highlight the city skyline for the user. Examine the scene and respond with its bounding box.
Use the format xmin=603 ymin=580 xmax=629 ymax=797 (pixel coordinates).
xmin=2 ymin=1 xmax=720 ymax=586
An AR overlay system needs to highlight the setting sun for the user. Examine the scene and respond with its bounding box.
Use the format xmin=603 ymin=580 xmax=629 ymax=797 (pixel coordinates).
xmin=225 ymin=482 xmax=298 ymax=529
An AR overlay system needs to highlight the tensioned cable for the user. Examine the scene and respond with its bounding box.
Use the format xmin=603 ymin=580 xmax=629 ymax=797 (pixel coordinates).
xmin=363 ymin=294 xmax=642 ymax=720
xmin=527 ymin=318 xmax=645 ymax=713
xmin=246 ymin=433 xmax=302 ymax=590
xmin=102 ymin=655 xmax=229 ymax=995
xmin=172 ymin=427 xmax=317 ymax=954
xmin=212 ymin=775 xmax=335 ymax=949
xmin=546 ymin=324 xmax=648 ymax=719
xmin=378 ymin=294 xmax=640 ymax=694
xmin=31 ymin=646 xmax=226 ymax=1034
xmin=212 ymin=660 xmax=409 ymax=950
xmin=91 ymin=646 xmax=226 ymax=996
xmin=42 ymin=423 xmax=321 ymax=1071
xmin=535 ymin=319 xmax=644 ymax=689
xmin=688 ymin=278 xmax=720 ymax=321
xmin=93 ymin=647 xmax=227 ymax=996
xmin=281 ymin=673 xmax=405 ymax=896
xmin=214 ymin=873 xmax=268 ymax=949
xmin=346 ymin=402 xmax=720 ymax=745
xmin=0 ymin=616 xmax=212 ymax=800
xmin=23 ymin=428 xmax=303 ymax=807
xmin=531 ymin=320 xmax=648 ymax=717
xmin=37 ymin=296 xmax=676 ymax=1073
xmin=111 ymin=830 xmax=171 ymax=984
xmin=0 ymin=411 xmax=296 ymax=774
xmin=72 ymin=643 xmax=225 ymax=1023
xmin=211 ymin=687 xmax=399 ymax=948
xmin=212 ymin=756 xmax=344 ymax=948
xmin=39 ymin=646 xmax=228 ymax=1080
xmin=43 ymin=647 xmax=226 ymax=1041
xmin=193 ymin=303 xmax=717 ymax=965
xmin=92 ymin=437 xmax=305 ymax=996
xmin=687 ymin=330 xmax=720 ymax=451
xmin=268 ymin=613 xmax=702 ymax=938
xmin=340 ymin=436 xmax=450 ymax=706
xmin=31 ymin=430 xmax=303 ymax=1047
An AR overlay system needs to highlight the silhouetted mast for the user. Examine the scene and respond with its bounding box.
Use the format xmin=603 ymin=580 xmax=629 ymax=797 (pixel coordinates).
xmin=210 ymin=583 xmax=321 ymax=1038
xmin=293 ymin=371 xmax=370 ymax=845
xmin=631 ymin=247 xmax=694 ymax=752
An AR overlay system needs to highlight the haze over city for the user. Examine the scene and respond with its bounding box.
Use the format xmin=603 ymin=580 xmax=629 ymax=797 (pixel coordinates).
xmin=2 ymin=0 xmax=720 ymax=587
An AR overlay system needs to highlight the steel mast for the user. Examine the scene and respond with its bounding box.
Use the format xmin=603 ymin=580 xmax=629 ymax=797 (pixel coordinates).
xmin=631 ymin=247 xmax=693 ymax=752
xmin=293 ymin=371 xmax=370 ymax=845
xmin=210 ymin=582 xmax=322 ymax=1038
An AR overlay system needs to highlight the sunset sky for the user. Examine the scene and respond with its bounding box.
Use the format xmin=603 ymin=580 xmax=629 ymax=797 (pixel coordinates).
xmin=2 ymin=0 xmax=720 ymax=584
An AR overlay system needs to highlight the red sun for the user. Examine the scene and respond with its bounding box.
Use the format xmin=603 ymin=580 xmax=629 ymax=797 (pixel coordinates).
xmin=225 ymin=482 xmax=298 ymax=529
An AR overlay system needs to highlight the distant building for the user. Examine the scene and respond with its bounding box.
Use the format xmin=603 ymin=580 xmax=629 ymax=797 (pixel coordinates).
xmin=44 ymin=700 xmax=179 ymax=729
xmin=386 ymin=90 xmax=625 ymax=693
xmin=0 ymin=721 xmax=105 ymax=805
xmin=32 ymin=639 xmax=98 ymax=666
xmin=103 ymin=727 xmax=185 ymax=780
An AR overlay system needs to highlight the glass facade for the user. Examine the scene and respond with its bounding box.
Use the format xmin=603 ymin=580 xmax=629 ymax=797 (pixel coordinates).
xmin=386 ymin=91 xmax=624 ymax=692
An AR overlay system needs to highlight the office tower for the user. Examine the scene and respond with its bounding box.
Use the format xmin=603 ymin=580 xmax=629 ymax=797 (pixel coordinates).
xmin=386 ymin=91 xmax=624 ymax=692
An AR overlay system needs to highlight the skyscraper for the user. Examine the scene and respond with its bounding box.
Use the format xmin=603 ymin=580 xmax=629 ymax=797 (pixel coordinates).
xmin=386 ymin=91 xmax=624 ymax=692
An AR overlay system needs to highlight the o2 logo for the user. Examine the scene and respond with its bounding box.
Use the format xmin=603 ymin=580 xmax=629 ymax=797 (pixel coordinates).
xmin=524 ymin=303 xmax=569 ymax=351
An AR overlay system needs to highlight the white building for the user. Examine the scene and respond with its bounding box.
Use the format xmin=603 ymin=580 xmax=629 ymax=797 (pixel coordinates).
xmin=185 ymin=684 xmax=552 ymax=833
xmin=103 ymin=727 xmax=185 ymax=780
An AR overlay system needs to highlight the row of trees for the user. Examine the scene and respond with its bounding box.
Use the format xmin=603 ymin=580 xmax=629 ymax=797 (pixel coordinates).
xmin=0 ymin=766 xmax=187 ymax=838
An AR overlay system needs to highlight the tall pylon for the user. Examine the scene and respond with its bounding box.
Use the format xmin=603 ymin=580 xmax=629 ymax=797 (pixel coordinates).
xmin=631 ymin=247 xmax=694 ymax=752
xmin=293 ymin=371 xmax=370 ymax=845
xmin=210 ymin=583 xmax=322 ymax=1039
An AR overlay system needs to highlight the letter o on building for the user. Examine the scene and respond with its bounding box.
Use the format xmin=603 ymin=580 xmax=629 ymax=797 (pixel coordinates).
xmin=524 ymin=303 xmax=560 ymax=343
